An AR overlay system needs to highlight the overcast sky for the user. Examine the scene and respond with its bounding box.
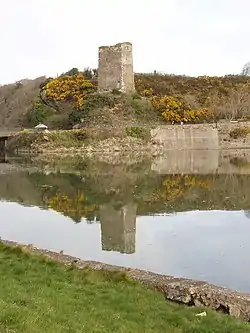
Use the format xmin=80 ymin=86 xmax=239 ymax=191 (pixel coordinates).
xmin=0 ymin=0 xmax=249 ymax=84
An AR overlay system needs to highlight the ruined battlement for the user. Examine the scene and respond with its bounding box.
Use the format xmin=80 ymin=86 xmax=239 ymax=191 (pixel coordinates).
xmin=98 ymin=42 xmax=135 ymax=93
xmin=99 ymin=42 xmax=133 ymax=50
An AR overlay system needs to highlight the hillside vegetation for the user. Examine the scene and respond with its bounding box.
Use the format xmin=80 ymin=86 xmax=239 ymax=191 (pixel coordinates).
xmin=1 ymin=67 xmax=250 ymax=129
xmin=0 ymin=77 xmax=46 ymax=128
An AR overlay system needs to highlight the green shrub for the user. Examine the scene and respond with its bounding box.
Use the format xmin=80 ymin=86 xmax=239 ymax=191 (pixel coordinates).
xmin=125 ymin=126 xmax=151 ymax=140
xmin=20 ymin=129 xmax=31 ymax=134
xmin=88 ymin=128 xmax=124 ymax=141
xmin=111 ymin=88 xmax=122 ymax=95
xmin=46 ymin=114 xmax=69 ymax=130
xmin=130 ymin=99 xmax=154 ymax=115
xmin=131 ymin=92 xmax=142 ymax=100
xmin=83 ymin=93 xmax=116 ymax=113
xmin=72 ymin=129 xmax=88 ymax=141
xmin=28 ymin=101 xmax=55 ymax=126
xmin=68 ymin=109 xmax=83 ymax=127
xmin=229 ymin=126 xmax=250 ymax=139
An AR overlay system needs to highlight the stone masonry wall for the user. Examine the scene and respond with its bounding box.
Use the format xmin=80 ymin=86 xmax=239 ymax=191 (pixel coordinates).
xmin=98 ymin=42 xmax=135 ymax=93
xmin=121 ymin=43 xmax=135 ymax=92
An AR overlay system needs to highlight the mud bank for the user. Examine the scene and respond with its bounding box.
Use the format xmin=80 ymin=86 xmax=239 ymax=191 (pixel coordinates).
xmin=2 ymin=239 xmax=250 ymax=322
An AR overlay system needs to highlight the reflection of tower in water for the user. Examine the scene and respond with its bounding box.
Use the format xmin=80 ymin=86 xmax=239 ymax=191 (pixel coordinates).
xmin=244 ymin=211 xmax=250 ymax=219
xmin=100 ymin=203 xmax=137 ymax=254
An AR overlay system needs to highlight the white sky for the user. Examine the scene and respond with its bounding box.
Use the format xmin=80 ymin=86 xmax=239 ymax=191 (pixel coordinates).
xmin=0 ymin=0 xmax=249 ymax=84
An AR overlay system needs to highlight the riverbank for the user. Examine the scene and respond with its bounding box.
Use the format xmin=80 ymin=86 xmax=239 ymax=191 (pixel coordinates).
xmin=1 ymin=239 xmax=250 ymax=331
xmin=6 ymin=128 xmax=164 ymax=156
xmin=5 ymin=121 xmax=250 ymax=155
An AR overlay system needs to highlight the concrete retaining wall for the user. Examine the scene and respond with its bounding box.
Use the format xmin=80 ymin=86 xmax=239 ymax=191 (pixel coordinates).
xmin=151 ymin=125 xmax=219 ymax=150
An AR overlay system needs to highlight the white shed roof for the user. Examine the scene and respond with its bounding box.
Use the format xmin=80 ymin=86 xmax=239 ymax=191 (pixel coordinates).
xmin=34 ymin=123 xmax=48 ymax=129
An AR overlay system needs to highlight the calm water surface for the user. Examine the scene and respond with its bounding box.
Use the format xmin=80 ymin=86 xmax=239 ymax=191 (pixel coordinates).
xmin=1 ymin=150 xmax=250 ymax=292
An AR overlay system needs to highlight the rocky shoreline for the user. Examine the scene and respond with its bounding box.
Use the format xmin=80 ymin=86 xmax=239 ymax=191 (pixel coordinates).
xmin=2 ymin=239 xmax=250 ymax=322
xmin=8 ymin=135 xmax=165 ymax=158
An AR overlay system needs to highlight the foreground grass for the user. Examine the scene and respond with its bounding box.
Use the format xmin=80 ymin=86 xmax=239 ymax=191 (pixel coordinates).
xmin=0 ymin=243 xmax=249 ymax=333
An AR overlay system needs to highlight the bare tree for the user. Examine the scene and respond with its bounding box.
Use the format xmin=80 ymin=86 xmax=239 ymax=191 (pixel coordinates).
xmin=241 ymin=62 xmax=250 ymax=76
xmin=212 ymin=84 xmax=250 ymax=120
xmin=0 ymin=77 xmax=46 ymax=128
xmin=226 ymin=84 xmax=250 ymax=119
xmin=207 ymin=84 xmax=250 ymax=121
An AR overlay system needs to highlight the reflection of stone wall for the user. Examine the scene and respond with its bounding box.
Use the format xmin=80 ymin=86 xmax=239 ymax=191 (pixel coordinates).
xmin=152 ymin=150 xmax=219 ymax=174
xmin=100 ymin=203 xmax=137 ymax=254
xmin=152 ymin=150 xmax=250 ymax=175
xmin=98 ymin=42 xmax=135 ymax=93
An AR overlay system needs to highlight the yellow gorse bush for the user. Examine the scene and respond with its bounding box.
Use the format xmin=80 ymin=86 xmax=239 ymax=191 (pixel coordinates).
xmin=45 ymin=74 xmax=96 ymax=109
xmin=135 ymin=74 xmax=250 ymax=121
xmin=184 ymin=108 xmax=213 ymax=123
xmin=150 ymin=95 xmax=213 ymax=123
xmin=141 ymin=88 xmax=154 ymax=97
xmin=134 ymin=74 xmax=250 ymax=103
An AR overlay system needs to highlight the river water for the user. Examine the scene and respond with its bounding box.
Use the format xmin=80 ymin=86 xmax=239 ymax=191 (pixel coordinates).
xmin=1 ymin=150 xmax=250 ymax=293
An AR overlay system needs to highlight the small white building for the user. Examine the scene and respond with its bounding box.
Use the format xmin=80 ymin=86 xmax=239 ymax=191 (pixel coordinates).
xmin=34 ymin=123 xmax=48 ymax=131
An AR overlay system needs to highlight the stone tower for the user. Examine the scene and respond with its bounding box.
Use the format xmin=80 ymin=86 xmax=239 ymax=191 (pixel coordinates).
xmin=98 ymin=42 xmax=135 ymax=93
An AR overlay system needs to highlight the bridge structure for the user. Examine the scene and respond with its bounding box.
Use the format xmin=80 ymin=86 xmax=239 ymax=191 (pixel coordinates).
xmin=0 ymin=130 xmax=19 ymax=157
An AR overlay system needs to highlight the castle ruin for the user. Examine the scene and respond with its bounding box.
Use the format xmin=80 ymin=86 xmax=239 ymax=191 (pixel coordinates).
xmin=98 ymin=42 xmax=135 ymax=93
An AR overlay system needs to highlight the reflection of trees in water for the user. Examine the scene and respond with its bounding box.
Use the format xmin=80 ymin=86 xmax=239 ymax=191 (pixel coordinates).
xmin=139 ymin=173 xmax=250 ymax=214
xmin=229 ymin=157 xmax=249 ymax=168
xmin=3 ymin=158 xmax=250 ymax=221
xmin=47 ymin=192 xmax=98 ymax=223
xmin=145 ymin=175 xmax=212 ymax=213
xmin=157 ymin=175 xmax=211 ymax=202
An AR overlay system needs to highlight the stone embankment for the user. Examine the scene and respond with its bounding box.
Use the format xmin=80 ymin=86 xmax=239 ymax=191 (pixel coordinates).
xmin=3 ymin=239 xmax=250 ymax=322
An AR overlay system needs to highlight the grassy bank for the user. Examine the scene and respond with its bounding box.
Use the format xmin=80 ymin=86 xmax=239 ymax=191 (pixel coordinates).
xmin=7 ymin=127 xmax=153 ymax=153
xmin=0 ymin=242 xmax=249 ymax=332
